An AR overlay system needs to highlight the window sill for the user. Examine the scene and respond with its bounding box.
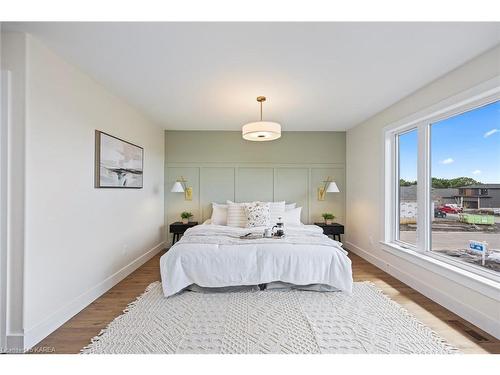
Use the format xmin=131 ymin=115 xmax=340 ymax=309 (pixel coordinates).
xmin=380 ymin=241 xmax=500 ymax=301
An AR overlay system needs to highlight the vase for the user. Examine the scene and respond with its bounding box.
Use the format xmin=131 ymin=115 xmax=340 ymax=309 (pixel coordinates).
xmin=325 ymin=219 xmax=333 ymax=225
xmin=181 ymin=218 xmax=189 ymax=224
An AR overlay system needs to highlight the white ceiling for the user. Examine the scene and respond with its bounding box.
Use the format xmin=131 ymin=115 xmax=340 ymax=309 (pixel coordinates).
xmin=5 ymin=22 xmax=500 ymax=131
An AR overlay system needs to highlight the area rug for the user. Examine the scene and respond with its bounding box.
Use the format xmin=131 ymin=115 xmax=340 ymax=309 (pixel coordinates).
xmin=81 ymin=282 xmax=458 ymax=354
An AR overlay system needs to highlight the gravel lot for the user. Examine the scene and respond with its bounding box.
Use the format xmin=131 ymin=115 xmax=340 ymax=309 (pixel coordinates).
xmin=398 ymin=212 xmax=500 ymax=272
xmin=400 ymin=231 xmax=500 ymax=272
xmin=400 ymin=231 xmax=500 ymax=250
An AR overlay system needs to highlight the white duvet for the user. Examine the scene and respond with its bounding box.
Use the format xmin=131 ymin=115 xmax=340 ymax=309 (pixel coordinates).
xmin=160 ymin=224 xmax=353 ymax=297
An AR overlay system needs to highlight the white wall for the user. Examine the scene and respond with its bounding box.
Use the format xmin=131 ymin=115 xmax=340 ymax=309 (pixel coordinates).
xmin=1 ymin=31 xmax=27 ymax=351
xmin=0 ymin=22 xmax=6 ymax=350
xmin=2 ymin=33 xmax=165 ymax=349
xmin=346 ymin=45 xmax=500 ymax=338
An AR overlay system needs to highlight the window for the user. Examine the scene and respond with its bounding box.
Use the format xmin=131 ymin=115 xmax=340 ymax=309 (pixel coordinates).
xmin=430 ymin=101 xmax=500 ymax=273
xmin=397 ymin=129 xmax=418 ymax=246
xmin=384 ymin=81 xmax=500 ymax=281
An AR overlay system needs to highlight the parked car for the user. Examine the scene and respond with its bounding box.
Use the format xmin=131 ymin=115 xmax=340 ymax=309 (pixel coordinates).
xmin=434 ymin=208 xmax=447 ymax=218
xmin=437 ymin=204 xmax=462 ymax=214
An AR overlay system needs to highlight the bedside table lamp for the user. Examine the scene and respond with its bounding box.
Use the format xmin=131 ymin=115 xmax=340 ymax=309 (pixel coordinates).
xmin=171 ymin=176 xmax=193 ymax=201
xmin=318 ymin=177 xmax=340 ymax=200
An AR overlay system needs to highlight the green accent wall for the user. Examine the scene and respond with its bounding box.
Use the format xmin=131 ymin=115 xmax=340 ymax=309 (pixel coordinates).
xmin=165 ymin=131 xmax=346 ymax=240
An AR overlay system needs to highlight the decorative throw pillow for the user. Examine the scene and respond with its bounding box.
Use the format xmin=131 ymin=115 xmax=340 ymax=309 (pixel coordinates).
xmin=285 ymin=202 xmax=296 ymax=211
xmin=244 ymin=202 xmax=271 ymax=227
xmin=210 ymin=203 xmax=228 ymax=226
xmin=226 ymin=201 xmax=247 ymax=227
xmin=226 ymin=200 xmax=284 ymax=227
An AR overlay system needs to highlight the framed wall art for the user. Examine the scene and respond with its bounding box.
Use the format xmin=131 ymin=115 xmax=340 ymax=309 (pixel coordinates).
xmin=94 ymin=130 xmax=144 ymax=188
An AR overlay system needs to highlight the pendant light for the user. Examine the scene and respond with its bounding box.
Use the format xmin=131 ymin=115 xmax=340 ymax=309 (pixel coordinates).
xmin=242 ymin=96 xmax=281 ymax=141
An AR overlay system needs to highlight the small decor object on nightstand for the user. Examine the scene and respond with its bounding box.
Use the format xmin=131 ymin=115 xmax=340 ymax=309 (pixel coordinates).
xmin=180 ymin=211 xmax=193 ymax=224
xmin=321 ymin=213 xmax=335 ymax=225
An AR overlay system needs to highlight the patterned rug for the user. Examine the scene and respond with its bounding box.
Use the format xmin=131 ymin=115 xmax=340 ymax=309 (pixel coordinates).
xmin=81 ymin=282 xmax=458 ymax=354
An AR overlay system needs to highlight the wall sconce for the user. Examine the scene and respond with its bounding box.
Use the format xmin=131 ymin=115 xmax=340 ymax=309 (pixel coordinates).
xmin=171 ymin=176 xmax=193 ymax=201
xmin=318 ymin=177 xmax=340 ymax=201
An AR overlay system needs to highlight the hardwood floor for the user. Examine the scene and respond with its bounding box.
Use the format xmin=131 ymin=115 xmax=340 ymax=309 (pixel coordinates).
xmin=35 ymin=250 xmax=500 ymax=354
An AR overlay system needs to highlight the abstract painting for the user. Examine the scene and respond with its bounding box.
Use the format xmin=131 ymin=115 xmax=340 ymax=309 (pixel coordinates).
xmin=95 ymin=130 xmax=143 ymax=188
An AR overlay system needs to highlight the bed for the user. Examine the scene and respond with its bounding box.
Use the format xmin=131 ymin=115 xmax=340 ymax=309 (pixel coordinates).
xmin=159 ymin=220 xmax=353 ymax=297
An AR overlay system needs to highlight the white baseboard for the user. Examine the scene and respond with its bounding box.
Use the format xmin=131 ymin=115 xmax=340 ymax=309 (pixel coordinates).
xmin=23 ymin=241 xmax=165 ymax=350
xmin=345 ymin=241 xmax=500 ymax=339
xmin=4 ymin=333 xmax=24 ymax=353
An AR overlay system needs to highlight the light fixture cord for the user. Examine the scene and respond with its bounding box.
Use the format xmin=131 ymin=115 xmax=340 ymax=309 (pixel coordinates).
xmin=260 ymin=100 xmax=263 ymax=121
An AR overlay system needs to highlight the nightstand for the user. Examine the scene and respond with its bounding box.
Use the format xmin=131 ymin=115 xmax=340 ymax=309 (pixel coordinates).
xmin=314 ymin=222 xmax=344 ymax=242
xmin=169 ymin=221 xmax=198 ymax=245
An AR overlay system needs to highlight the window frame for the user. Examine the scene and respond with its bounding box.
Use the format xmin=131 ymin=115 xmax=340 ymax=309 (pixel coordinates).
xmin=383 ymin=77 xmax=500 ymax=282
xmin=394 ymin=127 xmax=420 ymax=249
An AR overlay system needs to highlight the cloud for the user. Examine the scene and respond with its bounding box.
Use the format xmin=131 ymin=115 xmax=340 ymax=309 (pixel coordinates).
xmin=440 ymin=158 xmax=454 ymax=165
xmin=483 ymin=128 xmax=499 ymax=138
xmin=472 ymin=169 xmax=481 ymax=175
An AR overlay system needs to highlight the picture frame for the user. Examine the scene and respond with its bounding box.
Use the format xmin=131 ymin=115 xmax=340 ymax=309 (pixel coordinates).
xmin=94 ymin=130 xmax=144 ymax=188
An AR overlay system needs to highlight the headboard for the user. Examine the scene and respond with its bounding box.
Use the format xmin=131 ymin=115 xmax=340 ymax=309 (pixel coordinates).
xmin=166 ymin=163 xmax=344 ymax=228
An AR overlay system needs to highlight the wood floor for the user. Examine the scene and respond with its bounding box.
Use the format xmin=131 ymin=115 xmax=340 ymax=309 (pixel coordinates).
xmin=35 ymin=250 xmax=500 ymax=354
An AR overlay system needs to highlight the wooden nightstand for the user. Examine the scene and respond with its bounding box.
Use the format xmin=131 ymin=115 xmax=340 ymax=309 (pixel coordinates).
xmin=314 ymin=222 xmax=344 ymax=242
xmin=169 ymin=221 xmax=198 ymax=245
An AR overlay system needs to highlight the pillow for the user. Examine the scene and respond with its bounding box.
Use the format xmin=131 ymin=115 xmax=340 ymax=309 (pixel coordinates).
xmin=268 ymin=201 xmax=286 ymax=224
xmin=282 ymin=206 xmax=302 ymax=225
xmin=210 ymin=203 xmax=227 ymax=226
xmin=244 ymin=202 xmax=271 ymax=227
xmin=226 ymin=201 xmax=247 ymax=227
xmin=226 ymin=200 xmax=285 ymax=227
xmin=285 ymin=203 xmax=296 ymax=211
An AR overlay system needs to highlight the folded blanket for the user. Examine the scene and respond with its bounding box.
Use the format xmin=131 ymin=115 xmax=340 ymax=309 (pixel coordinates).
xmin=177 ymin=224 xmax=346 ymax=254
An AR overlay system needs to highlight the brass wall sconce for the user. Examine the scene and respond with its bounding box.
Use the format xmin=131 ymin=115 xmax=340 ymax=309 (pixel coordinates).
xmin=171 ymin=176 xmax=193 ymax=201
xmin=318 ymin=176 xmax=340 ymax=201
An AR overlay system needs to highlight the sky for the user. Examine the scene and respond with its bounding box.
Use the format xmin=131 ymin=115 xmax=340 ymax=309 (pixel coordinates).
xmin=399 ymin=100 xmax=500 ymax=183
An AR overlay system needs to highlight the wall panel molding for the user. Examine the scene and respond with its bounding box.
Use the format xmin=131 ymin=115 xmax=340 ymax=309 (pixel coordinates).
xmin=165 ymin=130 xmax=346 ymax=240
xmin=166 ymin=163 xmax=345 ymax=236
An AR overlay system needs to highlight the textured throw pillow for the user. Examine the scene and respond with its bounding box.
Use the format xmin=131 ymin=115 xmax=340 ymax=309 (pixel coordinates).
xmin=226 ymin=201 xmax=247 ymax=227
xmin=282 ymin=206 xmax=302 ymax=225
xmin=210 ymin=203 xmax=228 ymax=226
xmin=285 ymin=203 xmax=296 ymax=211
xmin=244 ymin=202 xmax=271 ymax=227
xmin=226 ymin=200 xmax=285 ymax=227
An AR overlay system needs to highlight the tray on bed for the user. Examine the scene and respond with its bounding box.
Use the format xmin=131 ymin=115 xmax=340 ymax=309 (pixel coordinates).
xmin=239 ymin=234 xmax=286 ymax=240
xmin=239 ymin=234 xmax=264 ymax=240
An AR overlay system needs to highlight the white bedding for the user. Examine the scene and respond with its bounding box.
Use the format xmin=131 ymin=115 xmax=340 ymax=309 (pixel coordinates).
xmin=160 ymin=224 xmax=353 ymax=297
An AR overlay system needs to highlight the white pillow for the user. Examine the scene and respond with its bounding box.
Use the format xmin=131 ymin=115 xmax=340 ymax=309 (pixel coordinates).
xmin=226 ymin=201 xmax=247 ymax=227
xmin=210 ymin=203 xmax=228 ymax=226
xmin=244 ymin=202 xmax=271 ymax=227
xmin=285 ymin=203 xmax=296 ymax=211
xmin=282 ymin=206 xmax=302 ymax=225
xmin=269 ymin=201 xmax=286 ymax=224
